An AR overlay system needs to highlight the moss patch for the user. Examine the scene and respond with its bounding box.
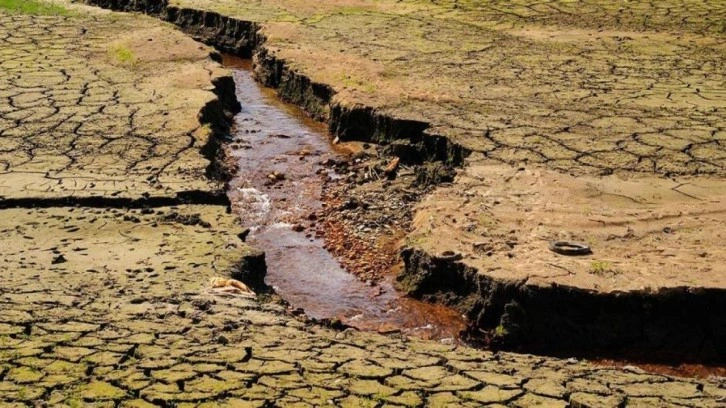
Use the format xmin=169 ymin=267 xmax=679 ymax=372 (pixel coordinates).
xmin=108 ymin=43 xmax=137 ymax=66
xmin=0 ymin=0 xmax=70 ymax=16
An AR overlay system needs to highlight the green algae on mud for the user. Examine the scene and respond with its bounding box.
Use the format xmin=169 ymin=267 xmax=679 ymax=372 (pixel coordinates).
xmin=0 ymin=0 xmax=71 ymax=15
xmin=107 ymin=43 xmax=137 ymax=66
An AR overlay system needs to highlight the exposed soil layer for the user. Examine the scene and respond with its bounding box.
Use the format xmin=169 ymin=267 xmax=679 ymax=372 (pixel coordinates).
xmin=400 ymin=164 xmax=726 ymax=364
xmin=103 ymin=0 xmax=725 ymax=177
xmin=401 ymin=247 xmax=726 ymax=360
xmin=84 ymin=0 xmax=471 ymax=167
xmin=83 ymin=0 xmax=473 ymax=340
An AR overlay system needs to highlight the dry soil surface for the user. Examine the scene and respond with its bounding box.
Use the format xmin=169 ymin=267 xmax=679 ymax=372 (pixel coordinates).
xmin=0 ymin=2 xmax=232 ymax=200
xmin=1 ymin=1 xmax=725 ymax=406
xmin=177 ymin=0 xmax=725 ymax=175
xmin=147 ymin=0 xmax=726 ymax=356
xmin=169 ymin=0 xmax=726 ymax=292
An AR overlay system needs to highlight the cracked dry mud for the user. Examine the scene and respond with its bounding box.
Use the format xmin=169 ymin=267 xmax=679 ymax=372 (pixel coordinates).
xmin=128 ymin=0 xmax=726 ymax=357
xmin=78 ymin=0 xmax=726 ymax=362
xmin=172 ymin=0 xmax=725 ymax=176
xmin=1 ymin=1 xmax=725 ymax=408
xmin=0 ymin=6 xmax=233 ymax=201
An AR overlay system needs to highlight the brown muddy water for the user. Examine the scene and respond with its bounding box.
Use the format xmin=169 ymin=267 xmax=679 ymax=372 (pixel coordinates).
xmin=224 ymin=58 xmax=466 ymax=342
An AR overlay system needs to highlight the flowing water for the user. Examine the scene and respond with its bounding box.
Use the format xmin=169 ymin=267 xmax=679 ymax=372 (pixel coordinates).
xmin=224 ymin=58 xmax=466 ymax=341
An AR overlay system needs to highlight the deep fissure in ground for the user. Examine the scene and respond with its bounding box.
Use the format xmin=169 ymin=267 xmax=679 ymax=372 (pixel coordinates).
xmin=85 ymin=0 xmax=726 ymax=364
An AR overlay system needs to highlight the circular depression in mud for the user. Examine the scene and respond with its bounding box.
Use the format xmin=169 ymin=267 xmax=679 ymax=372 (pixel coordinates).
xmin=224 ymin=57 xmax=466 ymax=341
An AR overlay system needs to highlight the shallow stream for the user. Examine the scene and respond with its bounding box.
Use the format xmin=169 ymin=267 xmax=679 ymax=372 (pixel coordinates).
xmin=224 ymin=58 xmax=466 ymax=341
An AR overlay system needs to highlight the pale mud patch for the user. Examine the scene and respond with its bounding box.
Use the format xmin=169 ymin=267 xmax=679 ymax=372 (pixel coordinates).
xmin=102 ymin=24 xmax=224 ymax=103
xmin=0 ymin=205 xmax=254 ymax=301
xmin=409 ymin=160 xmax=726 ymax=292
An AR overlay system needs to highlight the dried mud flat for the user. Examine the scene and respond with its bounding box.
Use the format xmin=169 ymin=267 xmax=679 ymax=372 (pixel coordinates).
xmin=92 ymin=0 xmax=726 ymax=360
xmin=0 ymin=1 xmax=724 ymax=408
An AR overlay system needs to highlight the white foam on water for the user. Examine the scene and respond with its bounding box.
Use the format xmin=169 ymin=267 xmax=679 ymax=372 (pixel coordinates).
xmin=236 ymin=187 xmax=271 ymax=219
xmin=268 ymin=221 xmax=294 ymax=230
xmin=385 ymin=306 xmax=402 ymax=314
xmin=347 ymin=313 xmax=364 ymax=321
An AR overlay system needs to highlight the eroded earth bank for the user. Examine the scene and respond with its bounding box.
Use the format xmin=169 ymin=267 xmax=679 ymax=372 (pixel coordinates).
xmin=0 ymin=0 xmax=724 ymax=407
xmin=83 ymin=0 xmax=726 ymax=363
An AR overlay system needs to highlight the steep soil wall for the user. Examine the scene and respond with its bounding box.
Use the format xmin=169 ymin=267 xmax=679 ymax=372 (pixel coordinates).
xmin=400 ymin=248 xmax=726 ymax=362
xmin=86 ymin=0 xmax=469 ymax=166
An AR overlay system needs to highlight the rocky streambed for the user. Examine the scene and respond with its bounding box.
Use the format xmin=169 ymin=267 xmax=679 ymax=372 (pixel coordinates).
xmin=224 ymin=57 xmax=466 ymax=341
